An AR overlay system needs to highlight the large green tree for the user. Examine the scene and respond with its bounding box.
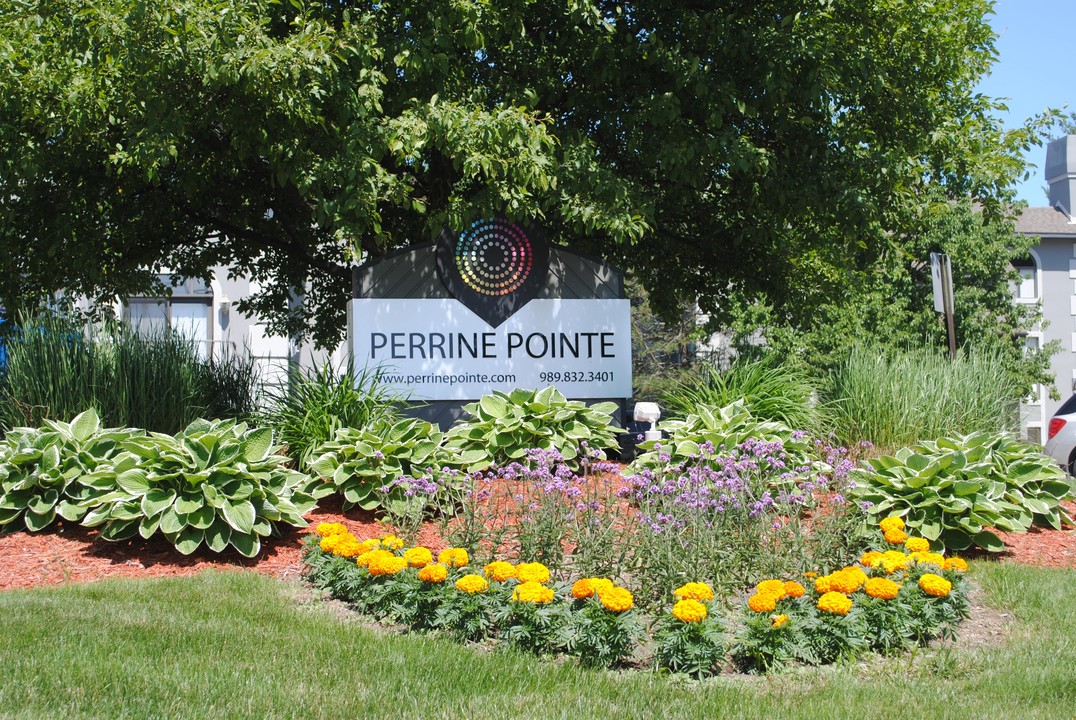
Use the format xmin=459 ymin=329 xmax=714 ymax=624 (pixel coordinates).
xmin=0 ymin=0 xmax=1051 ymax=346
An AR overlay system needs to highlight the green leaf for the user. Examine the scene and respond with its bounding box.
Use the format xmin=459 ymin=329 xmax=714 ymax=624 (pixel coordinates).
xmin=24 ymin=508 xmax=56 ymax=532
xmin=175 ymin=493 xmax=204 ymax=515
xmin=222 ymin=499 xmax=256 ymax=534
xmin=973 ymin=530 xmax=1006 ymax=553
xmin=116 ymin=468 xmax=151 ymax=495
xmin=229 ymin=532 xmax=261 ymax=558
xmin=242 ymin=428 xmax=274 ymax=463
xmin=141 ymin=488 xmax=176 ymax=517
xmin=175 ymin=527 xmax=204 ymax=555
xmin=205 ymin=519 xmax=231 ymax=553
xmin=70 ymin=408 xmax=101 ymax=443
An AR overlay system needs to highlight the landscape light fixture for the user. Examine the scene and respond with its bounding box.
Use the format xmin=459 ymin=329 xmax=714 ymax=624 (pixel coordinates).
xmin=633 ymin=402 xmax=662 ymax=442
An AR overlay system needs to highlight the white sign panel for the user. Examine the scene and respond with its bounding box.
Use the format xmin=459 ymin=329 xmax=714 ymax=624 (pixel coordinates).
xmin=351 ymin=298 xmax=632 ymax=400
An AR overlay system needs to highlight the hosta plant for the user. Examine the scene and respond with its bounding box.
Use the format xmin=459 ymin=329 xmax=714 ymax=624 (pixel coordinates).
xmin=0 ymin=408 xmax=142 ymax=531
xmin=84 ymin=418 xmax=327 ymax=556
xmin=309 ymin=416 xmax=451 ymax=511
xmin=851 ymin=431 xmax=1076 ymax=551
xmin=445 ymin=387 xmax=620 ymax=471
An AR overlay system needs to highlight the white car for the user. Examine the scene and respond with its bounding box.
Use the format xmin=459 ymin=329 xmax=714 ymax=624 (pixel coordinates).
xmin=1044 ymin=394 xmax=1076 ymax=475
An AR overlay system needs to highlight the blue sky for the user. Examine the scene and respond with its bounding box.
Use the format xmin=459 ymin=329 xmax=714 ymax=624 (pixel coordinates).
xmin=975 ymin=0 xmax=1076 ymax=206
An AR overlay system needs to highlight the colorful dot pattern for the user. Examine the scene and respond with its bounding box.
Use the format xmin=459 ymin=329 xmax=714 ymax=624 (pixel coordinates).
xmin=454 ymin=219 xmax=534 ymax=296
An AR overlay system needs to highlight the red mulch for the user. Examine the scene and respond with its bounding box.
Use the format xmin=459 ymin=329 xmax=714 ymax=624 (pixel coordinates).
xmin=2 ymin=495 xmax=1075 ymax=592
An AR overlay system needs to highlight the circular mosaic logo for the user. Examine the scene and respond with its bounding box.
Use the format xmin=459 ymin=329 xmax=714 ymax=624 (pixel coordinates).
xmin=454 ymin=219 xmax=535 ymax=296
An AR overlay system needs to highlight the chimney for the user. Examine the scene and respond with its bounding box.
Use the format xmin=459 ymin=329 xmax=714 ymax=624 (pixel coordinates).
xmin=1046 ymin=135 xmax=1076 ymax=218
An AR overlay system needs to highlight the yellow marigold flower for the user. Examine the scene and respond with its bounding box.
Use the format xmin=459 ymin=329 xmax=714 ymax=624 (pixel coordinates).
xmin=864 ymin=577 xmax=900 ymax=600
xmin=319 ymin=534 xmax=343 ymax=553
xmin=783 ymin=580 xmax=806 ymax=598
xmin=860 ymin=551 xmax=883 ymax=567
xmin=590 ymin=578 xmax=615 ymax=597
xmin=748 ymin=592 xmax=778 ymax=613
xmin=315 ymin=522 xmax=348 ymax=537
xmin=755 ymin=579 xmax=787 ymax=599
xmin=673 ymin=582 xmax=715 ymax=602
xmin=944 ymin=557 xmax=968 ymax=573
xmin=403 ymin=547 xmax=433 ymax=568
xmin=600 ymin=586 xmax=634 ymax=613
xmin=333 ymin=537 xmax=364 ymax=558
xmin=512 ymin=581 xmax=555 ymax=604
xmin=880 ymin=550 xmax=909 ymax=574
xmin=438 ymin=547 xmax=470 ymax=568
xmin=814 ymin=574 xmax=834 ymax=595
xmin=817 ymin=591 xmax=853 ymax=615
xmin=772 ymin=614 xmax=789 ymax=629
xmin=368 ymin=553 xmax=407 ymax=577
xmin=516 ymin=562 xmax=551 ymax=584
xmin=380 ymin=534 xmax=404 ymax=551
xmin=483 ymin=561 xmax=517 ymax=582
xmin=880 ymin=516 xmax=905 ymax=533
xmin=672 ymin=599 xmax=707 ymax=623
xmin=884 ymin=528 xmax=909 ymax=545
xmin=455 ymin=574 xmax=489 ymax=594
xmin=905 ymin=537 xmax=930 ymax=553
xmin=418 ymin=563 xmax=448 ymax=583
xmin=803 ymin=571 xmax=818 ymax=579
xmin=357 ymin=548 xmax=392 ymax=569
xmin=359 ymin=538 xmax=381 ymax=553
xmin=919 ymin=573 xmax=952 ymax=598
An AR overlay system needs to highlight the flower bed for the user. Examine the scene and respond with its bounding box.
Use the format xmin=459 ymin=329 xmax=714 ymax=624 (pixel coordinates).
xmin=302 ymin=516 xmax=971 ymax=676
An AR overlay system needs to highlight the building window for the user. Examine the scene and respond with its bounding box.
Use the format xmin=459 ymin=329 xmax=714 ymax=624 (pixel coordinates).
xmin=1012 ymin=255 xmax=1038 ymax=300
xmin=125 ymin=275 xmax=213 ymax=358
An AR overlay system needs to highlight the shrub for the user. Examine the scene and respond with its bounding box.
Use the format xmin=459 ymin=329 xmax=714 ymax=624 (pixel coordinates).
xmin=444 ymin=387 xmax=620 ymax=471
xmin=0 ymin=408 xmax=141 ymax=531
xmin=255 ymin=360 xmax=400 ymax=468
xmin=82 ymin=418 xmax=327 ymax=556
xmin=309 ymin=416 xmax=453 ymax=513
xmin=663 ymin=355 xmax=828 ymax=433
xmin=850 ymin=431 xmax=1076 ymax=551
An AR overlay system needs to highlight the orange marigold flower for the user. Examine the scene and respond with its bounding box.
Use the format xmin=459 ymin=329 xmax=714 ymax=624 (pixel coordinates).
xmin=905 ymin=537 xmax=930 ymax=553
xmin=783 ymin=580 xmax=806 ymax=598
xmin=772 ymin=614 xmax=789 ymax=629
xmin=880 ymin=550 xmax=910 ymax=574
xmin=919 ymin=573 xmax=952 ymax=598
xmin=571 ymin=578 xmax=598 ymax=599
xmin=817 ymin=591 xmax=853 ymax=615
xmin=884 ymin=528 xmax=909 ymax=545
xmin=860 ymin=551 xmax=883 ymax=567
xmin=438 ymin=547 xmax=470 ymax=568
xmin=755 ymin=579 xmax=787 ymax=599
xmin=319 ymin=534 xmax=344 ymax=553
xmin=418 ymin=563 xmax=448 ymax=583
xmin=590 ymin=578 xmax=615 ymax=597
xmin=864 ymin=577 xmax=900 ymax=600
xmin=333 ymin=537 xmax=364 ymax=558
xmin=599 ymin=586 xmax=634 ymax=613
xmin=803 ymin=571 xmax=818 ymax=579
xmin=673 ymin=582 xmax=715 ymax=602
xmin=944 ymin=557 xmax=968 ymax=573
xmin=515 ymin=562 xmax=551 ymax=584
xmin=829 ymin=567 xmax=867 ymax=594
xmin=879 ymin=516 xmax=905 ymax=533
xmin=512 ymin=580 xmax=555 ymax=604
xmin=672 ymin=599 xmax=707 ymax=623
xmin=748 ymin=592 xmax=778 ymax=613
xmin=455 ymin=574 xmax=489 ymax=594
xmin=483 ymin=561 xmax=517 ymax=582
xmin=368 ymin=553 xmax=407 ymax=576
xmin=403 ymin=547 xmax=433 ymax=568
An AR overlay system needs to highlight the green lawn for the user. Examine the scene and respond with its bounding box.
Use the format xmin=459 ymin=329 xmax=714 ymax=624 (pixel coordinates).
xmin=0 ymin=562 xmax=1073 ymax=719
